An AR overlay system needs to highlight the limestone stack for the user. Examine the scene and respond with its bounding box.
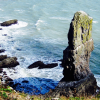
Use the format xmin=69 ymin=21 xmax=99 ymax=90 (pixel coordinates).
xmin=62 ymin=11 xmax=94 ymax=81
xmin=44 ymin=11 xmax=97 ymax=98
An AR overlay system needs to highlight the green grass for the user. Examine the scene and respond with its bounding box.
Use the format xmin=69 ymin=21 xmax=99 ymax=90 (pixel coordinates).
xmin=0 ymin=84 xmax=100 ymax=100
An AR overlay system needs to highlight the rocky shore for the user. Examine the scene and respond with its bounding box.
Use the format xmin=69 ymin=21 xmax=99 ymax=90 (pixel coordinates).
xmin=0 ymin=11 xmax=99 ymax=99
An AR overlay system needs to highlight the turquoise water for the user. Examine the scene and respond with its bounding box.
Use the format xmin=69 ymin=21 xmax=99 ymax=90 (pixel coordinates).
xmin=0 ymin=0 xmax=100 ymax=93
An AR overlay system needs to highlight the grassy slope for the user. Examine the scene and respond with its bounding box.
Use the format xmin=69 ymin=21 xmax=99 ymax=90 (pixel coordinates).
xmin=0 ymin=84 xmax=100 ymax=100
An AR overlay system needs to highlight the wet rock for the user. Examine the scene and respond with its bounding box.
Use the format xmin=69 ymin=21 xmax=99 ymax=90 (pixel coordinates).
xmin=0 ymin=19 xmax=18 ymax=26
xmin=9 ymin=81 xmax=14 ymax=86
xmin=3 ymin=76 xmax=13 ymax=84
xmin=3 ymin=71 xmax=7 ymax=75
xmin=5 ymin=77 xmax=13 ymax=82
xmin=45 ymin=73 xmax=97 ymax=98
xmin=0 ymin=55 xmax=7 ymax=61
xmin=28 ymin=61 xmax=58 ymax=69
xmin=0 ymin=68 xmax=3 ymax=73
xmin=28 ymin=61 xmax=45 ymax=69
xmin=0 ymin=49 xmax=5 ymax=53
xmin=0 ymin=57 xmax=19 ymax=68
xmin=38 ymin=63 xmax=58 ymax=69
xmin=22 ymin=80 xmax=29 ymax=83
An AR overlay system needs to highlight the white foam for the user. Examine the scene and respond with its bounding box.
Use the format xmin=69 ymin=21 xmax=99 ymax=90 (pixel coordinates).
xmin=93 ymin=21 xmax=98 ymax=24
xmin=35 ymin=20 xmax=44 ymax=26
xmin=94 ymin=75 xmax=100 ymax=87
xmin=0 ymin=9 xmax=3 ymax=11
xmin=90 ymin=9 xmax=97 ymax=11
xmin=49 ymin=17 xmax=70 ymax=21
xmin=35 ymin=19 xmax=46 ymax=31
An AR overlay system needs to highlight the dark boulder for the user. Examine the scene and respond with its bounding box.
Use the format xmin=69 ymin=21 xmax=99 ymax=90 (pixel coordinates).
xmin=1 ymin=19 xmax=18 ymax=26
xmin=13 ymin=83 xmax=21 ymax=89
xmin=0 ymin=49 xmax=5 ymax=53
xmin=22 ymin=80 xmax=29 ymax=83
xmin=0 ymin=28 xmax=2 ymax=30
xmin=0 ymin=57 xmax=19 ymax=68
xmin=0 ymin=55 xmax=7 ymax=61
xmin=5 ymin=76 xmax=13 ymax=84
xmin=0 ymin=68 xmax=3 ymax=73
xmin=28 ymin=61 xmax=58 ymax=69
xmin=28 ymin=61 xmax=45 ymax=69
xmin=38 ymin=63 xmax=58 ymax=69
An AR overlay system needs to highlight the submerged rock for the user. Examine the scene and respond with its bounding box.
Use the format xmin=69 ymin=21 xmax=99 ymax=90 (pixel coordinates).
xmin=0 ymin=57 xmax=19 ymax=68
xmin=22 ymin=80 xmax=29 ymax=83
xmin=28 ymin=61 xmax=58 ymax=69
xmin=0 ymin=19 xmax=18 ymax=26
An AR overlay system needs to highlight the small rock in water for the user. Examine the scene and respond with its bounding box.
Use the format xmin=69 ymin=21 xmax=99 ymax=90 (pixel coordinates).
xmin=0 ymin=57 xmax=19 ymax=68
xmin=28 ymin=61 xmax=45 ymax=69
xmin=0 ymin=49 xmax=5 ymax=53
xmin=38 ymin=63 xmax=58 ymax=69
xmin=22 ymin=80 xmax=29 ymax=83
xmin=1 ymin=19 xmax=18 ymax=26
xmin=28 ymin=61 xmax=58 ymax=69
xmin=2 ymin=34 xmax=7 ymax=36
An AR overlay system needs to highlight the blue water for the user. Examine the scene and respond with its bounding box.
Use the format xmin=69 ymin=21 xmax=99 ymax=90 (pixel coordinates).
xmin=0 ymin=0 xmax=100 ymax=94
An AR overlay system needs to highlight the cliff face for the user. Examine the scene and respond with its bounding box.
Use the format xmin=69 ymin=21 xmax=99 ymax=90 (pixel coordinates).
xmin=62 ymin=11 xmax=94 ymax=81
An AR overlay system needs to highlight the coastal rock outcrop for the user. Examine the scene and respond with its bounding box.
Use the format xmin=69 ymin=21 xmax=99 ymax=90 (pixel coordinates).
xmin=0 ymin=57 xmax=19 ymax=68
xmin=44 ymin=11 xmax=97 ymax=98
xmin=28 ymin=61 xmax=58 ymax=69
xmin=0 ymin=55 xmax=7 ymax=61
xmin=0 ymin=19 xmax=18 ymax=26
xmin=62 ymin=11 xmax=94 ymax=81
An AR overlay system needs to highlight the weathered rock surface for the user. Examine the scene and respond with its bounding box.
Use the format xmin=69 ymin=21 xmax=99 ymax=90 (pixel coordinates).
xmin=28 ymin=61 xmax=58 ymax=69
xmin=0 ymin=19 xmax=18 ymax=26
xmin=0 ymin=57 xmax=19 ymax=68
xmin=44 ymin=11 xmax=97 ymax=98
xmin=0 ymin=55 xmax=7 ymax=61
xmin=62 ymin=11 xmax=94 ymax=81
xmin=44 ymin=73 xmax=96 ymax=98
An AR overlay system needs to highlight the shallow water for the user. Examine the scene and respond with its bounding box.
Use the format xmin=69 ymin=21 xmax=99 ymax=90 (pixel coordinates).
xmin=0 ymin=0 xmax=100 ymax=94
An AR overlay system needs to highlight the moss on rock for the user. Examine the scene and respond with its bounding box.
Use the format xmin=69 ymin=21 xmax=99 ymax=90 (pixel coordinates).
xmin=1 ymin=19 xmax=18 ymax=26
xmin=68 ymin=11 xmax=93 ymax=50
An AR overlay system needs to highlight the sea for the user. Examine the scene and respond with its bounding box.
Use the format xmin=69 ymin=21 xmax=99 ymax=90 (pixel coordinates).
xmin=0 ymin=0 xmax=100 ymax=95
